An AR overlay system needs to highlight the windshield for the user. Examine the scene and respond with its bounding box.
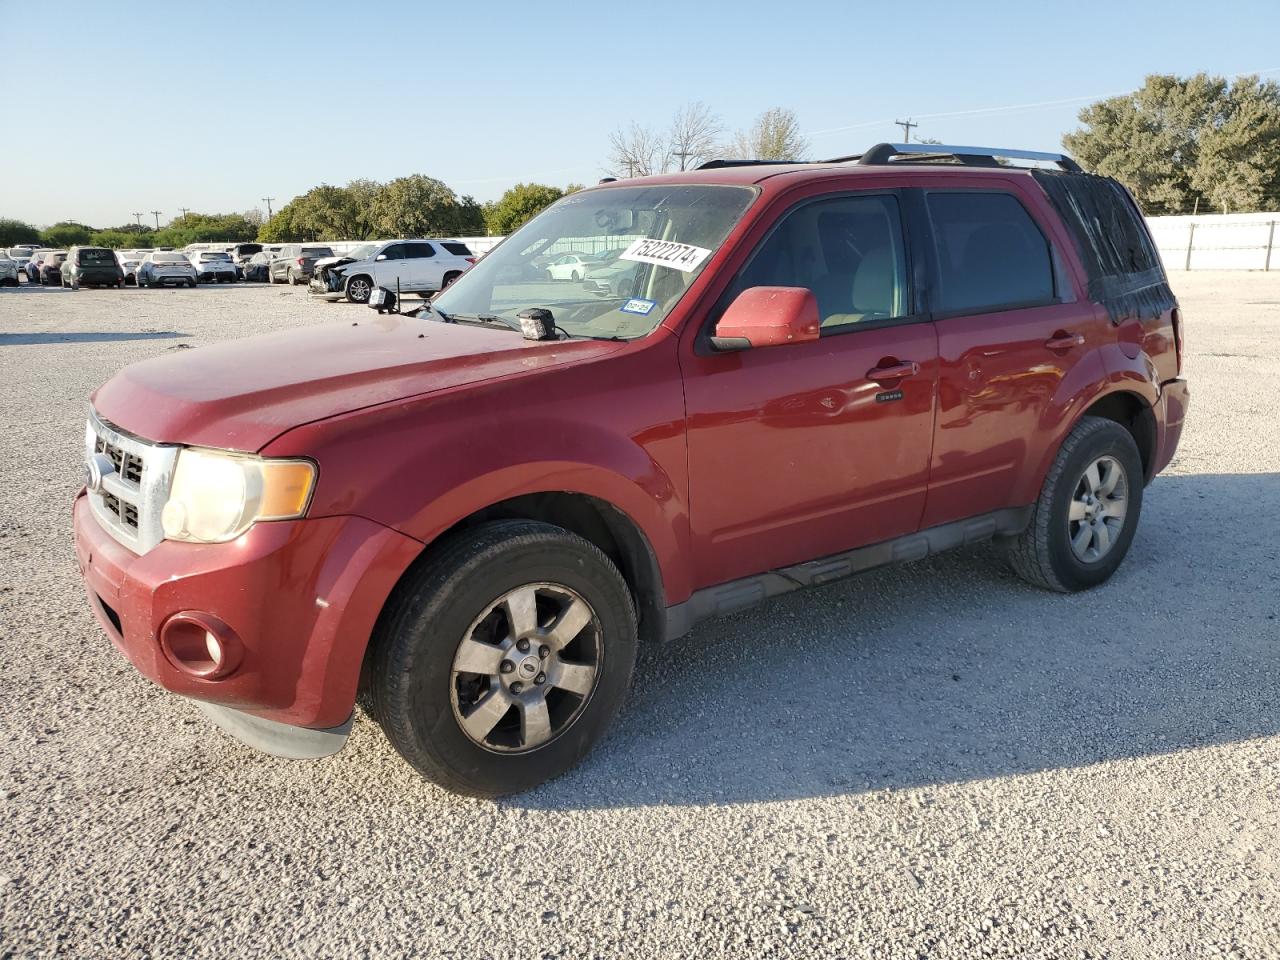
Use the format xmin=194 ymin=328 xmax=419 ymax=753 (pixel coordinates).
xmin=153 ymin=254 xmax=187 ymax=263
xmin=201 ymin=252 xmax=232 ymax=260
xmin=301 ymin=246 xmax=333 ymax=257
xmin=8 ymin=248 xmax=33 ymax=258
xmin=431 ymin=184 xmax=756 ymax=340
xmin=345 ymin=243 xmax=377 ymax=261
xmin=81 ymin=249 xmax=115 ymax=264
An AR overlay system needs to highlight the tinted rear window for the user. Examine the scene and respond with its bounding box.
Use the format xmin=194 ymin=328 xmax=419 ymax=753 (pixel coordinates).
xmin=301 ymin=247 xmax=333 ymax=258
xmin=925 ymin=192 xmax=1054 ymax=314
xmin=81 ymin=249 xmax=116 ymax=264
xmin=154 ymin=254 xmax=187 ymax=263
xmin=441 ymin=242 xmax=472 ymax=256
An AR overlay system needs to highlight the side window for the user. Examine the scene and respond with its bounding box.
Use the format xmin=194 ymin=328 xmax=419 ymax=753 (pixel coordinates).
xmin=380 ymin=244 xmax=407 ymax=260
xmin=731 ymin=194 xmax=909 ymax=333
xmin=406 ymin=243 xmax=435 ymax=259
xmin=925 ymin=192 xmax=1055 ymax=314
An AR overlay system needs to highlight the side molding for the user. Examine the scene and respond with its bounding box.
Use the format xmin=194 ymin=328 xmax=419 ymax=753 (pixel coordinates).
xmin=664 ymin=507 xmax=1032 ymax=640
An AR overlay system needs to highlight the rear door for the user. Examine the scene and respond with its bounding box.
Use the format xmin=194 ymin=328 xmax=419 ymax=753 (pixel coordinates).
xmin=404 ymin=241 xmax=440 ymax=291
xmin=681 ymin=187 xmax=939 ymax=588
xmin=918 ymin=181 xmax=1105 ymax=527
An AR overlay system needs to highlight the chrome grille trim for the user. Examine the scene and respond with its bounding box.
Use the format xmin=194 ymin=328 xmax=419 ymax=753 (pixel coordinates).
xmin=84 ymin=407 xmax=179 ymax=555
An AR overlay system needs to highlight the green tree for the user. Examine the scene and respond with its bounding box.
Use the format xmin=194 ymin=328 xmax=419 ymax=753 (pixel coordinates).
xmin=371 ymin=175 xmax=484 ymax=237
xmin=1064 ymin=74 xmax=1280 ymax=214
xmin=42 ymin=222 xmax=95 ymax=247
xmin=483 ymin=183 xmax=565 ymax=235
xmin=150 ymin=212 xmax=259 ymax=248
xmin=0 ymin=217 xmax=42 ymax=246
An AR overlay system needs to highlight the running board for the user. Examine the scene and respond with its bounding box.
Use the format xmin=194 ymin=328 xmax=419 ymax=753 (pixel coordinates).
xmin=664 ymin=506 xmax=1032 ymax=640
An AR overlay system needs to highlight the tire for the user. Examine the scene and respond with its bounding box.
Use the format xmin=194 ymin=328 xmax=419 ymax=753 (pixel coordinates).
xmin=288 ymin=269 xmax=299 ymax=286
xmin=442 ymin=270 xmax=461 ymax=290
xmin=571 ymin=270 xmax=581 ymax=281
xmin=188 ymin=279 xmax=197 ymax=288
xmin=370 ymin=519 xmax=638 ymax=797
xmin=545 ymin=270 xmax=554 ymax=282
xmin=1007 ymin=416 xmax=1144 ymax=592
xmin=346 ymin=274 xmax=372 ymax=304
xmin=268 ymin=270 xmax=278 ymax=284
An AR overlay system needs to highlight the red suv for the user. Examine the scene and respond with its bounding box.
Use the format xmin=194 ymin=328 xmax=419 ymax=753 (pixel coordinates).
xmin=73 ymin=143 xmax=1189 ymax=796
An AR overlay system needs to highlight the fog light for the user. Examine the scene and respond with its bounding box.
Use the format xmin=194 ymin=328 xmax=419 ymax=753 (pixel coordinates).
xmin=159 ymin=612 xmax=242 ymax=679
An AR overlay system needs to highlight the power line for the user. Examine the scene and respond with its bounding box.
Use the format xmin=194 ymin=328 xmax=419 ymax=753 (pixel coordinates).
xmin=131 ymin=212 xmax=144 ymax=227
xmin=262 ymin=197 xmax=274 ymax=219
xmin=150 ymin=210 xmax=162 ymax=229
xmin=894 ymin=118 xmax=917 ymax=142
xmin=178 ymin=207 xmax=190 ymax=221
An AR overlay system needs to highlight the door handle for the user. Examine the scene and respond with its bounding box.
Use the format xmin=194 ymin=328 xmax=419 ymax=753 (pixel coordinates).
xmin=1045 ymin=331 xmax=1085 ymax=350
xmin=866 ymin=360 xmax=919 ymax=383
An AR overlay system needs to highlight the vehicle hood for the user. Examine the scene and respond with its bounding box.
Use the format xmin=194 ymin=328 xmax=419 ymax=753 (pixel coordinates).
xmin=91 ymin=315 xmax=626 ymax=451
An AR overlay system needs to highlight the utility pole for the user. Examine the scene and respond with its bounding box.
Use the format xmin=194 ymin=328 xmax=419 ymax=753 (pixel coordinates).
xmin=262 ymin=197 xmax=274 ymax=220
xmin=895 ymin=118 xmax=917 ymax=142
xmin=178 ymin=207 xmax=190 ymax=221
xmin=132 ymin=212 xmax=144 ymax=227
xmin=151 ymin=210 xmax=162 ymax=229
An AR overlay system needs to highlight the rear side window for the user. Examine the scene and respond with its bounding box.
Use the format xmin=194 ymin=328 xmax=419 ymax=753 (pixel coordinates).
xmin=441 ymin=242 xmax=472 ymax=256
xmin=925 ymin=192 xmax=1054 ymax=314
xmin=406 ymin=243 xmax=435 ymax=259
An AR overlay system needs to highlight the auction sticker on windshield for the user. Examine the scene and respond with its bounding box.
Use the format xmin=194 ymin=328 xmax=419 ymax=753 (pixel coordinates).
xmin=618 ymin=237 xmax=712 ymax=273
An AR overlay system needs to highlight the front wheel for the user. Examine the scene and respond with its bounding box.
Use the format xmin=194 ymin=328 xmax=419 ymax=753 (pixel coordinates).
xmin=370 ymin=520 xmax=638 ymax=797
xmin=1007 ymin=416 xmax=1144 ymax=592
xmin=345 ymin=275 xmax=372 ymax=304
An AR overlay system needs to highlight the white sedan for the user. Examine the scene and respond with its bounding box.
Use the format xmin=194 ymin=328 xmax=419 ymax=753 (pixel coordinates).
xmin=544 ymin=254 xmax=594 ymax=282
xmin=137 ymin=252 xmax=197 ymax=288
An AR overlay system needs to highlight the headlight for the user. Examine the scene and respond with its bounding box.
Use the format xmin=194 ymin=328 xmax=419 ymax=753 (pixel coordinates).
xmin=160 ymin=448 xmax=316 ymax=543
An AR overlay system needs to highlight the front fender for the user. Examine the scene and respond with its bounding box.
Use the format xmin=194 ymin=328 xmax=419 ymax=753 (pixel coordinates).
xmin=261 ymin=341 xmax=692 ymax=603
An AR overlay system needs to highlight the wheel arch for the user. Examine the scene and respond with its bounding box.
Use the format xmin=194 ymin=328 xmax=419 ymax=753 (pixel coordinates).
xmin=1079 ymin=389 xmax=1157 ymax=483
xmin=359 ymin=490 xmax=667 ymax=705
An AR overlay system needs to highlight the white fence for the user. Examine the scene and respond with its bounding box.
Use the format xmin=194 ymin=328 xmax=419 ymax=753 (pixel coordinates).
xmin=1147 ymin=212 xmax=1280 ymax=271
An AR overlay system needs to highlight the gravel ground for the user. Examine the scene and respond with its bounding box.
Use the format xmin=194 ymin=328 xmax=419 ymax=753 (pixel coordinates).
xmin=1 ymin=275 xmax=1278 ymax=959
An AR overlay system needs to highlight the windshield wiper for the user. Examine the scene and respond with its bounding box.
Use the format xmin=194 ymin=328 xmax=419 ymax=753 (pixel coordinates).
xmin=427 ymin=306 xmax=522 ymax=333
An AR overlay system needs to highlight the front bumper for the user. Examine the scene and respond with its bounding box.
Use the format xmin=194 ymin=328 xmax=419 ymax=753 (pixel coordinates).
xmin=72 ymin=492 xmax=422 ymax=735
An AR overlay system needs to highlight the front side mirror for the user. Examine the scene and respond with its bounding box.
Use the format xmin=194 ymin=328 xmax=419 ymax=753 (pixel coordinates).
xmin=711 ymin=286 xmax=820 ymax=351
xmin=375 ymin=253 xmax=388 ymax=261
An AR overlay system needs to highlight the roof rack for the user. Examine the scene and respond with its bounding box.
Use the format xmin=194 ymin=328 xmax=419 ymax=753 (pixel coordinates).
xmin=833 ymin=142 xmax=1082 ymax=172
xmin=696 ymin=159 xmax=803 ymax=170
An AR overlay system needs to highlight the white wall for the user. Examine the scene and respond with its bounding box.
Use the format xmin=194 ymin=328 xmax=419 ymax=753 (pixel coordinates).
xmin=1147 ymin=211 xmax=1280 ymax=271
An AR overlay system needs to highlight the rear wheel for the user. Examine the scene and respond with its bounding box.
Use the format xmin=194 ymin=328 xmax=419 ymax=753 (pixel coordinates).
xmin=346 ymin=275 xmax=372 ymax=304
xmin=370 ymin=520 xmax=638 ymax=797
xmin=1007 ymin=416 xmax=1144 ymax=592
xmin=288 ymin=269 xmax=299 ymax=286
xmin=442 ymin=270 xmax=462 ymax=290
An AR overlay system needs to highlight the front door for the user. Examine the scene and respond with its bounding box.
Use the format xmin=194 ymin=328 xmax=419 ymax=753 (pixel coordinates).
xmin=681 ymin=191 xmax=939 ymax=589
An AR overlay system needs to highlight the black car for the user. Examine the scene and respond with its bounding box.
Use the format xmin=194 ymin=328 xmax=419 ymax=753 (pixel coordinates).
xmin=242 ymin=251 xmax=273 ymax=282
xmin=62 ymin=246 xmax=124 ymax=289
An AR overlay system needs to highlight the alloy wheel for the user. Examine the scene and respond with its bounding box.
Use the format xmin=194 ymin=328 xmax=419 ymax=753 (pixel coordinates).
xmin=449 ymin=583 xmax=602 ymax=753
xmin=1067 ymin=455 xmax=1129 ymax=562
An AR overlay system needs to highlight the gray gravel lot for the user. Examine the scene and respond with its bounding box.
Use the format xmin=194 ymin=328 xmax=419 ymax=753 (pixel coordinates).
xmin=1 ymin=275 xmax=1278 ymax=959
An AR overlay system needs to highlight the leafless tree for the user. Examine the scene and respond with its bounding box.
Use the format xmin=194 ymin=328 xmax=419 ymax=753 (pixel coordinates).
xmin=728 ymin=107 xmax=810 ymax=161
xmin=665 ymin=101 xmax=724 ymax=170
xmin=608 ymin=122 xmax=664 ymax=178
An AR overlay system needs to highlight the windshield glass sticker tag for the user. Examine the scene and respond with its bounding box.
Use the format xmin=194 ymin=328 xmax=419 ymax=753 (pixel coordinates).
xmin=618 ymin=238 xmax=712 ymax=273
xmin=620 ymin=297 xmax=658 ymax=316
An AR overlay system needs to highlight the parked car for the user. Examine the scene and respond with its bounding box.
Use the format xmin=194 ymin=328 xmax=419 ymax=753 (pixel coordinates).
xmin=35 ymin=250 xmax=67 ymax=285
xmin=310 ymin=239 xmax=474 ymax=303
xmin=190 ymin=250 xmax=238 ymax=283
xmin=544 ymin=253 xmax=594 ymax=281
xmin=242 ymin=251 xmax=273 ymax=282
xmin=73 ymin=143 xmax=1188 ymax=797
xmin=0 ymin=252 xmax=19 ymax=286
xmin=7 ymin=247 xmax=36 ymax=276
xmin=582 ymin=248 xmax=642 ymax=298
xmin=61 ymin=246 xmax=125 ymax=289
xmin=267 ymin=244 xmax=334 ymax=285
xmin=136 ymin=251 xmax=196 ymax=288
xmin=116 ymin=249 xmax=148 ymax=285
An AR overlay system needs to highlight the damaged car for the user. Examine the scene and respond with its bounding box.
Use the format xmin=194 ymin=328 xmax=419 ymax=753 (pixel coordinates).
xmin=310 ymin=239 xmax=475 ymax=304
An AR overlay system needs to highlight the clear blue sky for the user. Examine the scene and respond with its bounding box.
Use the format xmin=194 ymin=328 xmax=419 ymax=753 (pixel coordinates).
xmin=3 ymin=0 xmax=1278 ymax=229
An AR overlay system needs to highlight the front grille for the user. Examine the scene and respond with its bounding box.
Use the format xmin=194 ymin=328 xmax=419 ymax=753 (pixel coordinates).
xmin=84 ymin=409 xmax=179 ymax=555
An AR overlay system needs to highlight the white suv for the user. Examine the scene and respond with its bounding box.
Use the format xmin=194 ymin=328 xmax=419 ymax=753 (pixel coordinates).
xmin=309 ymin=239 xmax=475 ymax=303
